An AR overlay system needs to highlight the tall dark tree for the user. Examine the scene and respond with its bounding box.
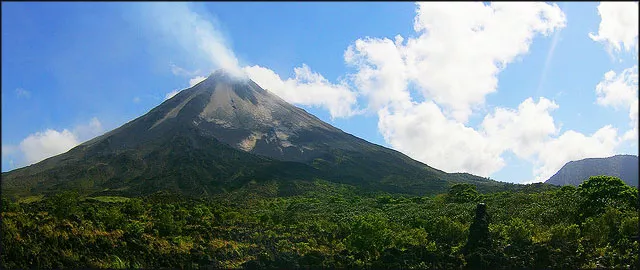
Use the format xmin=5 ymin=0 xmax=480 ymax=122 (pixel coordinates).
xmin=464 ymin=203 xmax=499 ymax=269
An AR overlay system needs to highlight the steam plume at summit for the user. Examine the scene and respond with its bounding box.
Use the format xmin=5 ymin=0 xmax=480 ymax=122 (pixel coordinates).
xmin=138 ymin=2 xmax=245 ymax=78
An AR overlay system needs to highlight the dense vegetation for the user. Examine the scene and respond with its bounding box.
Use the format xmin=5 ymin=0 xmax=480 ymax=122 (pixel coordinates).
xmin=2 ymin=176 xmax=638 ymax=269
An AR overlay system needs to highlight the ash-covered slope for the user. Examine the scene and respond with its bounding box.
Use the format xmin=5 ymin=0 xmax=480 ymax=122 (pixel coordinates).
xmin=79 ymin=70 xmax=383 ymax=163
xmin=2 ymin=70 xmax=508 ymax=198
xmin=545 ymin=155 xmax=638 ymax=187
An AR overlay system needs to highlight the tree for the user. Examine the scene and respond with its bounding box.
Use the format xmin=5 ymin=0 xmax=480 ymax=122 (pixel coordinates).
xmin=1 ymin=197 xmax=20 ymax=212
xmin=48 ymin=191 xmax=80 ymax=220
xmin=464 ymin=203 xmax=500 ymax=269
xmin=346 ymin=213 xmax=392 ymax=262
xmin=122 ymin=199 xmax=145 ymax=217
xmin=547 ymin=223 xmax=583 ymax=268
xmin=578 ymin=175 xmax=637 ymax=218
xmin=447 ymin=183 xmax=480 ymax=203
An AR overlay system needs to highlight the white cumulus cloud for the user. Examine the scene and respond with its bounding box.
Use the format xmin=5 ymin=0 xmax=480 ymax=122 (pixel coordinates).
xmin=73 ymin=117 xmax=104 ymax=141
xmin=346 ymin=2 xmax=566 ymax=123
xmin=346 ymin=2 xmax=628 ymax=182
xmin=9 ymin=118 xmax=105 ymax=166
xmin=624 ymin=98 xmax=639 ymax=143
xmin=244 ymin=64 xmax=359 ymax=119
xmin=593 ymin=65 xmax=638 ymax=146
xmin=481 ymin=99 xmax=621 ymax=183
xmin=595 ymin=66 xmax=638 ymax=109
xmin=344 ymin=36 xmax=412 ymax=112
xmin=534 ymin=125 xmax=621 ymax=182
xmin=344 ymin=2 xmax=571 ymax=178
xmin=482 ymin=97 xmax=560 ymax=159
xmin=378 ymin=101 xmax=505 ymax=177
xmin=589 ymin=2 xmax=639 ymax=55
xmin=589 ymin=2 xmax=638 ymax=148
xmin=19 ymin=129 xmax=80 ymax=164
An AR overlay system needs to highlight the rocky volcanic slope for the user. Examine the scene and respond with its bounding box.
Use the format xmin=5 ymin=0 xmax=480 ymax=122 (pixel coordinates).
xmin=2 ymin=70 xmax=512 ymax=199
xmin=545 ymin=155 xmax=638 ymax=187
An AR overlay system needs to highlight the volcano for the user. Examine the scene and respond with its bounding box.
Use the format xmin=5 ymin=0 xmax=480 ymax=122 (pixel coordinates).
xmin=2 ymin=70 xmax=506 ymax=199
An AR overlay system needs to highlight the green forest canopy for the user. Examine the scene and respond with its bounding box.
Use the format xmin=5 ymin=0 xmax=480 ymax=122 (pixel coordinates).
xmin=1 ymin=175 xmax=638 ymax=269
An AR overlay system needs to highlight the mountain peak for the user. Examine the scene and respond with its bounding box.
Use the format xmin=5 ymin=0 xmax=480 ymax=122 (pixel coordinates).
xmin=209 ymin=68 xmax=233 ymax=78
xmin=545 ymin=155 xmax=638 ymax=187
xmin=205 ymin=68 xmax=248 ymax=83
xmin=1 ymin=64 xmax=497 ymax=198
xmin=140 ymin=69 xmax=343 ymax=160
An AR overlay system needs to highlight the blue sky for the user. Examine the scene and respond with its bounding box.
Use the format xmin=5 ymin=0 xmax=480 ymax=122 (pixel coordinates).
xmin=2 ymin=2 xmax=638 ymax=184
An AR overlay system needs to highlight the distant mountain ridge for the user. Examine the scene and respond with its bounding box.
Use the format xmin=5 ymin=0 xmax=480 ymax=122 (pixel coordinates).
xmin=2 ymin=70 xmax=525 ymax=199
xmin=545 ymin=155 xmax=638 ymax=187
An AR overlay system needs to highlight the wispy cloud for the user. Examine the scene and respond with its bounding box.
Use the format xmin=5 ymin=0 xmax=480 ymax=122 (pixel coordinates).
xmin=139 ymin=3 xmax=244 ymax=78
xmin=15 ymin=88 xmax=31 ymax=99
xmin=162 ymin=76 xmax=207 ymax=101
xmin=536 ymin=27 xmax=563 ymax=97
xmin=2 ymin=145 xmax=19 ymax=158
xmin=170 ymin=63 xmax=201 ymax=77
xmin=164 ymin=89 xmax=181 ymax=100
xmin=189 ymin=76 xmax=207 ymax=87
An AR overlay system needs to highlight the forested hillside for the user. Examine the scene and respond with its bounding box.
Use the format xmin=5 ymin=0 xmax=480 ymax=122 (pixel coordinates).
xmin=2 ymin=176 xmax=637 ymax=269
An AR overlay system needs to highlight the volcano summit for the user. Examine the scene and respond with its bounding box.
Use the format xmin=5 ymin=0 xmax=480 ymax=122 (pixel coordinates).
xmin=2 ymin=69 xmax=507 ymax=199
